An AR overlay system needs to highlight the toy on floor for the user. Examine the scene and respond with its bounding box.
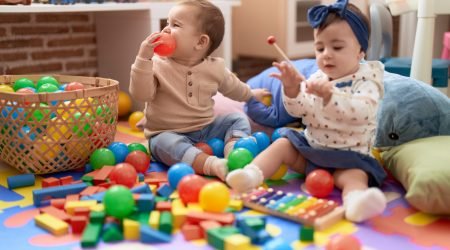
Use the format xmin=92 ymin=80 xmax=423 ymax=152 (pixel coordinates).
xmin=304 ymin=169 xmax=334 ymax=198
xmin=118 ymin=91 xmax=132 ymax=117
xmin=240 ymin=187 xmax=344 ymax=230
xmin=128 ymin=111 xmax=144 ymax=131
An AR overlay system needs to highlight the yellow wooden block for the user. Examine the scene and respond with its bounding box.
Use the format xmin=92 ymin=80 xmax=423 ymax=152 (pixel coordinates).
xmin=171 ymin=199 xmax=185 ymax=210
xmin=149 ymin=184 xmax=157 ymax=193
xmin=172 ymin=207 xmax=187 ymax=229
xmin=170 ymin=190 xmax=179 ymax=199
xmin=405 ymin=212 xmax=440 ymax=226
xmin=123 ymin=219 xmax=140 ymax=240
xmin=224 ymin=234 xmax=251 ymax=250
xmin=90 ymin=203 xmax=104 ymax=212
xmin=186 ymin=203 xmax=203 ymax=212
xmin=35 ymin=213 xmax=69 ymax=236
xmin=65 ymin=200 xmax=97 ymax=215
xmin=149 ymin=210 xmax=160 ymax=229
xmin=229 ymin=199 xmax=243 ymax=211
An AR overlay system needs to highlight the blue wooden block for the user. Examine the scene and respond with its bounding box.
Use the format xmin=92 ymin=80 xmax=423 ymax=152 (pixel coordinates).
xmin=138 ymin=173 xmax=145 ymax=182
xmin=156 ymin=183 xmax=174 ymax=198
xmin=32 ymin=182 xmax=87 ymax=206
xmin=140 ymin=225 xmax=172 ymax=244
xmin=7 ymin=173 xmax=35 ymax=189
xmin=131 ymin=184 xmax=151 ymax=194
xmin=136 ymin=193 xmax=155 ymax=212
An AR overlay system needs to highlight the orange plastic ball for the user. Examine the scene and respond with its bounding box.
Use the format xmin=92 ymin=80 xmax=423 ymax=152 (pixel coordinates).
xmin=118 ymin=91 xmax=132 ymax=117
xmin=326 ymin=234 xmax=362 ymax=250
xmin=128 ymin=111 xmax=144 ymax=131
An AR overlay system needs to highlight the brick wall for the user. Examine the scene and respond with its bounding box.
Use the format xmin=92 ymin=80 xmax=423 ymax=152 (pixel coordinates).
xmin=0 ymin=13 xmax=98 ymax=76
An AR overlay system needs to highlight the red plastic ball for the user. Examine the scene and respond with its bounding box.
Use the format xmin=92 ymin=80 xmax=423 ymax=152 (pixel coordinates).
xmin=326 ymin=234 xmax=362 ymax=250
xmin=195 ymin=142 xmax=213 ymax=155
xmin=267 ymin=35 xmax=276 ymax=45
xmin=125 ymin=150 xmax=151 ymax=174
xmin=109 ymin=163 xmax=137 ymax=188
xmin=154 ymin=33 xmax=176 ymax=57
xmin=178 ymin=174 xmax=208 ymax=204
xmin=65 ymin=81 xmax=85 ymax=91
xmin=305 ymin=169 xmax=334 ymax=198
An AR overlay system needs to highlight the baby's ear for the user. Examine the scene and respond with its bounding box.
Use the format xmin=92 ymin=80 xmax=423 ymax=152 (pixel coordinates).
xmin=359 ymin=50 xmax=366 ymax=61
xmin=196 ymin=34 xmax=210 ymax=50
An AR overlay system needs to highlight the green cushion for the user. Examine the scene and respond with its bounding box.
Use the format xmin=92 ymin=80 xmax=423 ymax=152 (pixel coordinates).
xmin=382 ymin=136 xmax=450 ymax=214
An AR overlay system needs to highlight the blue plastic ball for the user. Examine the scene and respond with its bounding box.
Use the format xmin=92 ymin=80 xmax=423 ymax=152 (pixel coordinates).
xmin=252 ymin=132 xmax=271 ymax=152
xmin=207 ymin=137 xmax=224 ymax=157
xmin=234 ymin=137 xmax=259 ymax=157
xmin=271 ymin=128 xmax=284 ymax=142
xmin=167 ymin=162 xmax=195 ymax=189
xmin=108 ymin=142 xmax=130 ymax=163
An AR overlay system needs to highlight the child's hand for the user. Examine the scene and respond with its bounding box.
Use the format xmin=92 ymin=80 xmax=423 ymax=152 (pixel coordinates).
xmin=269 ymin=61 xmax=305 ymax=98
xmin=251 ymin=88 xmax=271 ymax=104
xmin=305 ymin=78 xmax=334 ymax=105
xmin=137 ymin=32 xmax=163 ymax=60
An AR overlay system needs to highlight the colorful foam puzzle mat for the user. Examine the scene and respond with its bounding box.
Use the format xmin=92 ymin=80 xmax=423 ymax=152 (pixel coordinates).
xmin=1 ymin=121 xmax=449 ymax=249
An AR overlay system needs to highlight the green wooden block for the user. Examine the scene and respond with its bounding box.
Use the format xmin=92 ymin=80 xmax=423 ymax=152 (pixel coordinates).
xmin=138 ymin=212 xmax=150 ymax=225
xmin=81 ymin=222 xmax=102 ymax=248
xmin=299 ymin=226 xmax=314 ymax=242
xmin=207 ymin=226 xmax=240 ymax=250
xmin=81 ymin=175 xmax=93 ymax=183
xmin=244 ymin=217 xmax=265 ymax=231
xmin=90 ymin=211 xmax=106 ymax=224
xmin=158 ymin=211 xmax=172 ymax=235
xmin=155 ymin=196 xmax=168 ymax=202
xmin=102 ymin=223 xmax=124 ymax=243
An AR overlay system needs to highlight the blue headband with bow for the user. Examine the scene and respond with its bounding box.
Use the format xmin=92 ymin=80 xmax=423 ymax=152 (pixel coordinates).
xmin=307 ymin=0 xmax=369 ymax=52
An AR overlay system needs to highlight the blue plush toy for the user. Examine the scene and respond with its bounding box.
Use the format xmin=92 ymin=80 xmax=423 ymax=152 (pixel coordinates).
xmin=245 ymin=60 xmax=450 ymax=148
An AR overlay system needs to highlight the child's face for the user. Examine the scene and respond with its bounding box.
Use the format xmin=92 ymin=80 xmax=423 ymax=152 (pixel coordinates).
xmin=164 ymin=4 xmax=206 ymax=58
xmin=313 ymin=20 xmax=365 ymax=80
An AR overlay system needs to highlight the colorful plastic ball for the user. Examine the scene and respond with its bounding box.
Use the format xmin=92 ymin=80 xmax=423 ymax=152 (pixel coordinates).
xmin=36 ymin=76 xmax=59 ymax=90
xmin=65 ymin=81 xmax=85 ymax=91
xmin=178 ymin=174 xmax=208 ymax=204
xmin=13 ymin=78 xmax=35 ymax=91
xmin=234 ymin=137 xmax=259 ymax=157
xmin=325 ymin=234 xmax=362 ymax=250
xmin=18 ymin=125 xmax=36 ymax=141
xmin=227 ymin=148 xmax=253 ymax=171
xmin=154 ymin=33 xmax=176 ymax=57
xmin=109 ymin=163 xmax=138 ymax=188
xmin=305 ymin=169 xmax=334 ymax=198
xmin=47 ymin=117 xmax=70 ymax=141
xmin=118 ymin=91 xmax=132 ymax=117
xmin=28 ymin=103 xmax=50 ymax=122
xmin=269 ymin=164 xmax=288 ymax=180
xmin=271 ymin=127 xmax=284 ymax=142
xmin=103 ymin=185 xmax=135 ymax=219
xmin=108 ymin=142 xmax=130 ymax=163
xmin=128 ymin=111 xmax=144 ymax=131
xmin=125 ymin=150 xmax=151 ymax=174
xmin=207 ymin=137 xmax=224 ymax=157
xmin=252 ymin=131 xmax=271 ymax=152
xmin=72 ymin=112 xmax=93 ymax=137
xmin=0 ymin=85 xmax=14 ymax=93
xmin=90 ymin=148 xmax=116 ymax=170
xmin=95 ymin=104 xmax=114 ymax=124
xmin=262 ymin=95 xmax=272 ymax=106
xmin=199 ymin=181 xmax=230 ymax=213
xmin=127 ymin=143 xmax=148 ymax=154
xmin=1 ymin=106 xmax=24 ymax=120
xmin=59 ymin=83 xmax=67 ymax=91
xmin=37 ymin=83 xmax=59 ymax=93
xmin=195 ymin=142 xmax=213 ymax=155
xmin=167 ymin=162 xmax=195 ymax=189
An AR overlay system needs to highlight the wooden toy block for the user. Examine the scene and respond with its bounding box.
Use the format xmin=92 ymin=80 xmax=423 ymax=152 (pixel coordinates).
xmin=138 ymin=173 xmax=145 ymax=182
xmin=102 ymin=222 xmax=124 ymax=242
xmin=199 ymin=220 xmax=221 ymax=238
xmin=70 ymin=215 xmax=88 ymax=234
xmin=66 ymin=194 xmax=80 ymax=202
xmin=158 ymin=211 xmax=173 ymax=234
xmin=186 ymin=211 xmax=235 ymax=225
xmin=149 ymin=210 xmax=160 ymax=229
xmin=97 ymin=187 xmax=107 ymax=193
xmin=236 ymin=216 xmax=267 ymax=241
xmin=149 ymin=184 xmax=157 ymax=193
xmin=144 ymin=172 xmax=168 ymax=186
xmin=50 ymin=198 xmax=66 ymax=210
xmin=59 ymin=176 xmax=73 ymax=185
xmin=123 ymin=219 xmax=140 ymax=240
xmin=131 ymin=184 xmax=152 ymax=194
xmin=42 ymin=177 xmax=60 ymax=188
xmin=171 ymin=199 xmax=187 ymax=229
xmin=70 ymin=180 xmax=83 ymax=185
xmin=157 ymin=183 xmax=174 ymax=198
xmin=40 ymin=206 xmax=71 ymax=222
xmin=80 ymin=186 xmax=101 ymax=197
xmin=253 ymin=229 xmax=272 ymax=244
xmin=169 ymin=190 xmax=179 ymax=200
xmin=207 ymin=226 xmax=240 ymax=250
xmin=90 ymin=210 xmax=106 ymax=224
xmin=97 ymin=182 xmax=114 ymax=189
xmin=32 ymin=183 xmax=87 ymax=206
xmin=93 ymin=165 xmax=114 ymax=185
xmin=224 ymin=234 xmax=252 ymax=250
xmin=140 ymin=225 xmax=172 ymax=244
xmin=155 ymin=201 xmax=172 ymax=212
xmin=65 ymin=200 xmax=97 ymax=215
xmin=83 ymin=169 xmax=100 ymax=178
xmin=229 ymin=199 xmax=243 ymax=211
xmin=181 ymin=223 xmax=203 ymax=241
xmin=136 ymin=193 xmax=155 ymax=212
xmin=73 ymin=207 xmax=91 ymax=218
xmin=186 ymin=203 xmax=203 ymax=212
xmin=7 ymin=173 xmax=35 ymax=189
xmin=81 ymin=222 xmax=102 ymax=248
xmin=90 ymin=203 xmax=105 ymax=212
xmin=34 ymin=213 xmax=69 ymax=236
xmin=300 ymin=226 xmax=314 ymax=242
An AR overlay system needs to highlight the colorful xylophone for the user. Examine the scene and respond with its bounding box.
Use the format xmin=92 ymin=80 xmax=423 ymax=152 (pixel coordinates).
xmin=240 ymin=187 xmax=345 ymax=230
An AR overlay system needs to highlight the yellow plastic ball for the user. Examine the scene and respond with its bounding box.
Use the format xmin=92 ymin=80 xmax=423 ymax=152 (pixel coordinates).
xmin=0 ymin=85 xmax=14 ymax=93
xmin=118 ymin=91 xmax=132 ymax=117
xmin=199 ymin=182 xmax=230 ymax=213
xmin=47 ymin=117 xmax=70 ymax=141
xmin=74 ymin=97 xmax=95 ymax=114
xmin=269 ymin=163 xmax=288 ymax=180
xmin=34 ymin=136 xmax=57 ymax=160
xmin=128 ymin=111 xmax=144 ymax=131
xmin=262 ymin=95 xmax=272 ymax=106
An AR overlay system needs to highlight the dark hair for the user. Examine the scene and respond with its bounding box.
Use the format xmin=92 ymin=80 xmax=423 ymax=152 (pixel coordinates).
xmin=316 ymin=3 xmax=370 ymax=52
xmin=179 ymin=0 xmax=225 ymax=56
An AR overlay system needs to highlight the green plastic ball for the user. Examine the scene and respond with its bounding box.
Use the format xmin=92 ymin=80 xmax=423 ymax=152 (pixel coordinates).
xmin=127 ymin=143 xmax=148 ymax=154
xmin=13 ymin=78 xmax=35 ymax=91
xmin=90 ymin=147 xmax=115 ymax=170
xmin=37 ymin=83 xmax=59 ymax=93
xmin=227 ymin=148 xmax=254 ymax=171
xmin=103 ymin=185 xmax=135 ymax=219
xmin=95 ymin=104 xmax=114 ymax=124
xmin=72 ymin=112 xmax=93 ymax=137
xmin=36 ymin=76 xmax=59 ymax=90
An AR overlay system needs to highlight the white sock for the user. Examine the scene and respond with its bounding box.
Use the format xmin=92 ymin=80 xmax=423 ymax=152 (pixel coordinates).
xmin=226 ymin=163 xmax=264 ymax=193
xmin=343 ymin=188 xmax=387 ymax=222
xmin=224 ymin=140 xmax=236 ymax=158
xmin=203 ymin=156 xmax=228 ymax=181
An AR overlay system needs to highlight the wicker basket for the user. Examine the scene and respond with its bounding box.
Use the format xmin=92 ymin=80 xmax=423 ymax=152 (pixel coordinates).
xmin=0 ymin=75 xmax=119 ymax=174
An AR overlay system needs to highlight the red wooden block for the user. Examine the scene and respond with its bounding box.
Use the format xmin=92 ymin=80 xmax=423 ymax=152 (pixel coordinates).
xmin=66 ymin=194 xmax=80 ymax=202
xmin=73 ymin=207 xmax=90 ymax=218
xmin=50 ymin=198 xmax=66 ymax=210
xmin=144 ymin=172 xmax=168 ymax=186
xmin=42 ymin=177 xmax=60 ymax=188
xmin=93 ymin=165 xmax=114 ymax=185
xmin=155 ymin=201 xmax=172 ymax=212
xmin=186 ymin=211 xmax=235 ymax=225
xmin=80 ymin=186 xmax=100 ymax=197
xmin=70 ymin=180 xmax=83 ymax=185
xmin=97 ymin=182 xmax=114 ymax=189
xmin=181 ymin=223 xmax=203 ymax=240
xmin=71 ymin=215 xmax=88 ymax=234
xmin=40 ymin=206 xmax=71 ymax=222
xmin=59 ymin=176 xmax=73 ymax=185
